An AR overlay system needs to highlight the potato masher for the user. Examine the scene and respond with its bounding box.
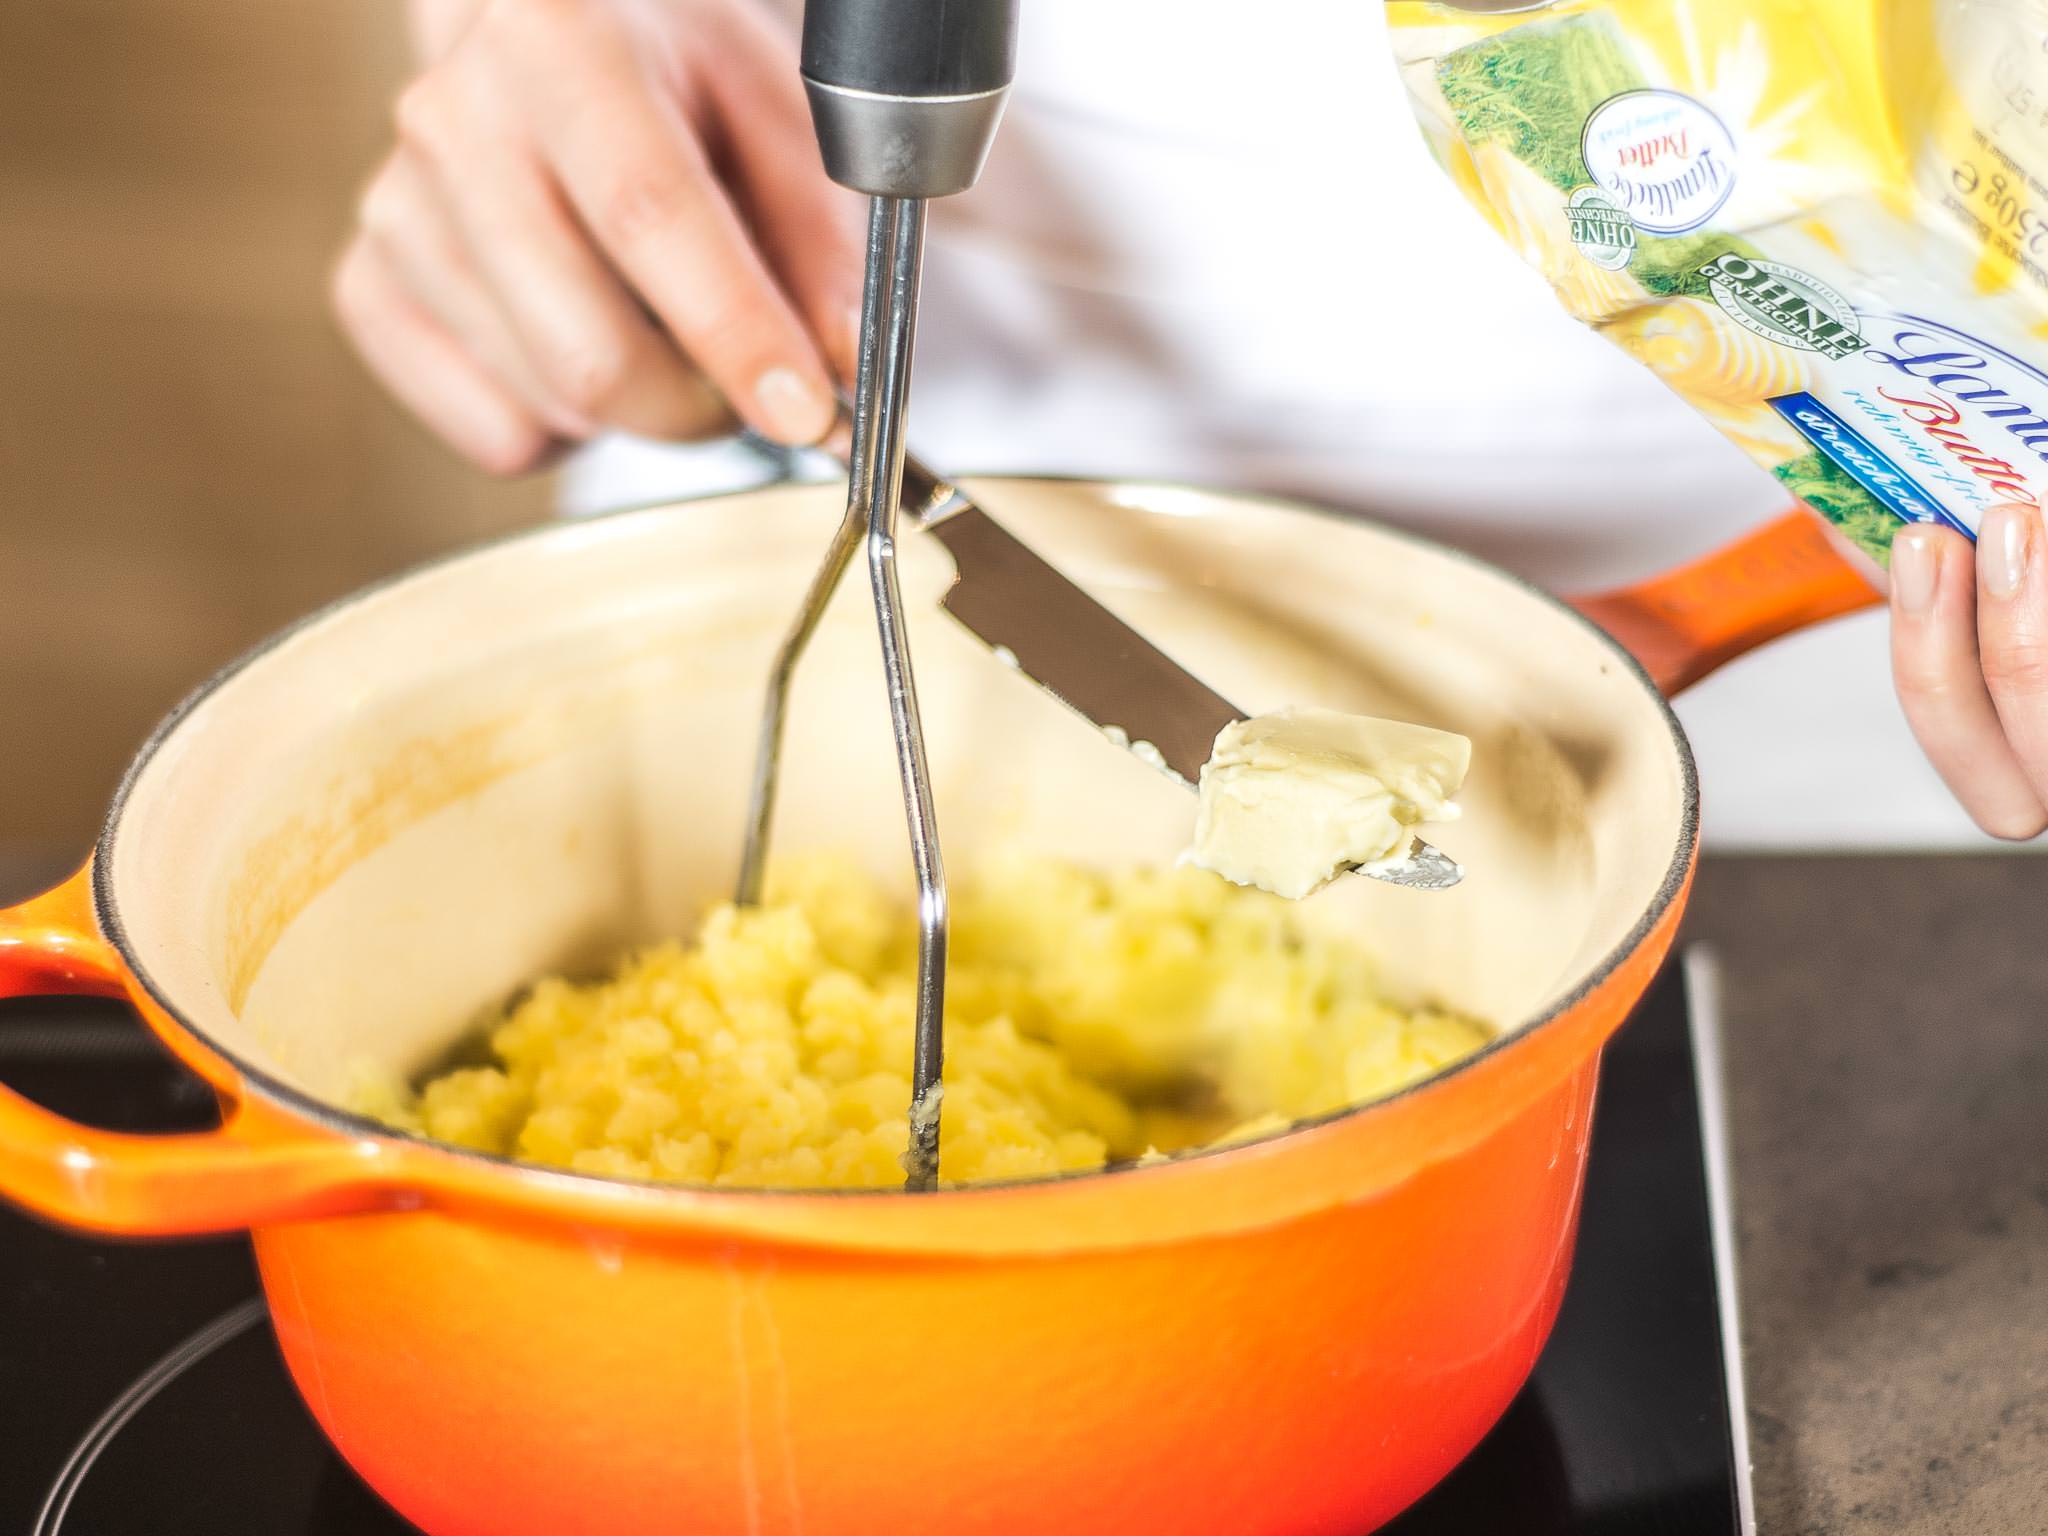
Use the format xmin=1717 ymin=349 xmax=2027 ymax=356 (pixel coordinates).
xmin=743 ymin=0 xmax=1461 ymax=1188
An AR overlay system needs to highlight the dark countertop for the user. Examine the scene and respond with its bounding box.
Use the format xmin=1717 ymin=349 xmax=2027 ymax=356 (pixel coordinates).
xmin=1 ymin=850 xmax=2043 ymax=1531
xmin=1686 ymin=857 xmax=2048 ymax=1535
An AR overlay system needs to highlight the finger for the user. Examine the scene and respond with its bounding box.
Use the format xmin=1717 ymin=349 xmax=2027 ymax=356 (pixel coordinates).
xmin=393 ymin=72 xmax=731 ymax=443
xmin=698 ymin=1 xmax=866 ymax=379
xmin=358 ymin=150 xmax=593 ymax=439
xmin=330 ymin=241 xmax=557 ymax=476
xmin=503 ymin=9 xmax=839 ymax=443
xmin=1975 ymin=501 xmax=2048 ymax=832
xmin=1890 ymin=523 xmax=2048 ymax=838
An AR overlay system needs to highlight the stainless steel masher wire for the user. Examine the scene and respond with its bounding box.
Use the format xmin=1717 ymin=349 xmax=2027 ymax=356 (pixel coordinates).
xmin=864 ymin=197 xmax=946 ymax=1192
xmin=736 ymin=194 xmax=948 ymax=1192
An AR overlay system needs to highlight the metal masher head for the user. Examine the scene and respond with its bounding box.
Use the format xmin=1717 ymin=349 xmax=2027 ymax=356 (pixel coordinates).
xmin=733 ymin=0 xmax=1019 ymax=1191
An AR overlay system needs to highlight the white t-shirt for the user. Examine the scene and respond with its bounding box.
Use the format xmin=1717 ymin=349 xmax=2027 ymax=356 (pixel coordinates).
xmin=562 ymin=0 xmax=1994 ymax=850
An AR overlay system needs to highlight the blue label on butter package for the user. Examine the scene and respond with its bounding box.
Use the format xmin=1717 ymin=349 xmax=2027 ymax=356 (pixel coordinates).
xmin=1768 ymin=393 xmax=1970 ymax=536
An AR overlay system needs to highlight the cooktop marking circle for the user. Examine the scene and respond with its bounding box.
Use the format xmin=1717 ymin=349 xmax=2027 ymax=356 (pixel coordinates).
xmin=33 ymin=1298 xmax=268 ymax=1536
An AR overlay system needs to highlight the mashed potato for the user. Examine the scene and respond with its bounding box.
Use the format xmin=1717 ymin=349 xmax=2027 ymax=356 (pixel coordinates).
xmin=356 ymin=854 xmax=1489 ymax=1188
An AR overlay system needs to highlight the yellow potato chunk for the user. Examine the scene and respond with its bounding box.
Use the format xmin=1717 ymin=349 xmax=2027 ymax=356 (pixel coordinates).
xmin=356 ymin=855 xmax=1489 ymax=1188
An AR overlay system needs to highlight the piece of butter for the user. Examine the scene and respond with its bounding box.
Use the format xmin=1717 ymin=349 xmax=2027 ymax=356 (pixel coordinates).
xmin=1185 ymin=707 xmax=1471 ymax=900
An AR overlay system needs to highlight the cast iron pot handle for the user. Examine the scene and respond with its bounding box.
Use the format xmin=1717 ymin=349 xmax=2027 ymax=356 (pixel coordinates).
xmin=0 ymin=863 xmax=408 ymax=1236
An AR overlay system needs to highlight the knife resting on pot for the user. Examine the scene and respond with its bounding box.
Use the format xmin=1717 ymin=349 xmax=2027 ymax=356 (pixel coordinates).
xmin=896 ymin=452 xmax=1463 ymax=892
xmin=733 ymin=430 xmax=1464 ymax=896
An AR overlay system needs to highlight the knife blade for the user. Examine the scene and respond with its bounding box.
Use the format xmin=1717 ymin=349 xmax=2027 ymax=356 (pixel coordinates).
xmin=902 ymin=461 xmax=1237 ymax=787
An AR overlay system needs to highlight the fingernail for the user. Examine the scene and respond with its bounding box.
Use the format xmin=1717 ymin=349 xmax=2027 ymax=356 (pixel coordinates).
xmin=1981 ymin=503 xmax=2035 ymax=601
xmin=753 ymin=366 xmax=834 ymax=446
xmin=1891 ymin=526 xmax=1940 ymax=615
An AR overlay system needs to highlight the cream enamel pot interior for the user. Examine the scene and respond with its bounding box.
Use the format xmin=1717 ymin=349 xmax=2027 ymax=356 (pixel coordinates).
xmin=0 ymin=478 xmax=1876 ymax=1536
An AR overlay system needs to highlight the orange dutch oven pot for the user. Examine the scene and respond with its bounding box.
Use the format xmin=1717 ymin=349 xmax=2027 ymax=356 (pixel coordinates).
xmin=0 ymin=480 xmax=1875 ymax=1536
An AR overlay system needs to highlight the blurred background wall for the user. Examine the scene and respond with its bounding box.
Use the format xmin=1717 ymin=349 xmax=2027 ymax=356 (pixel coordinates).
xmin=0 ymin=1 xmax=554 ymax=871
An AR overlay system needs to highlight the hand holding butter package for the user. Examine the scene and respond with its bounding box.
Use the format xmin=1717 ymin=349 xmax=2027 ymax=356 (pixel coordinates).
xmin=1386 ymin=0 xmax=2048 ymax=564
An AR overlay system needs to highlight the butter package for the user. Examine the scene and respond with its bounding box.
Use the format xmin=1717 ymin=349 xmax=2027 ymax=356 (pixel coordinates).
xmin=1385 ymin=0 xmax=2048 ymax=563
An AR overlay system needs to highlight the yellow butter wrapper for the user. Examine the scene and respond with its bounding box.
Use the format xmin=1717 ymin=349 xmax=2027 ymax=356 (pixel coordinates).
xmin=1386 ymin=0 xmax=2048 ymax=563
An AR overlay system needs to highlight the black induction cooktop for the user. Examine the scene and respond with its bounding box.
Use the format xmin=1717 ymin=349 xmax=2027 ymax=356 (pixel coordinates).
xmin=0 ymin=953 xmax=1751 ymax=1536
